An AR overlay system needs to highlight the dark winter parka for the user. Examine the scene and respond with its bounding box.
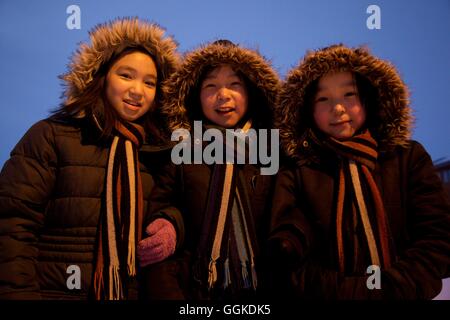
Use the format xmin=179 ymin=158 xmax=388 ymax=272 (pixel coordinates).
xmin=0 ymin=18 xmax=179 ymax=299
xmin=143 ymin=41 xmax=280 ymax=300
xmin=270 ymin=45 xmax=450 ymax=299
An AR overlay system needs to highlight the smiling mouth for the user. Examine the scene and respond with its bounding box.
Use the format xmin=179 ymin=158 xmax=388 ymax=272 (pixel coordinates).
xmin=123 ymin=100 xmax=142 ymax=110
xmin=216 ymin=107 xmax=235 ymax=114
xmin=124 ymin=99 xmax=142 ymax=107
xmin=330 ymin=120 xmax=351 ymax=126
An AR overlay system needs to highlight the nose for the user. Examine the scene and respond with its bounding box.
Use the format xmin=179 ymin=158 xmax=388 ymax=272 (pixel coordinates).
xmin=217 ymin=87 xmax=231 ymax=101
xmin=129 ymin=81 xmax=144 ymax=99
xmin=333 ymin=102 xmax=345 ymax=115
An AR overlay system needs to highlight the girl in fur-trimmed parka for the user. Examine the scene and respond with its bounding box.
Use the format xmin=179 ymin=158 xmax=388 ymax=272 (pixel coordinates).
xmin=137 ymin=40 xmax=280 ymax=300
xmin=0 ymin=18 xmax=179 ymax=300
xmin=268 ymin=44 xmax=450 ymax=299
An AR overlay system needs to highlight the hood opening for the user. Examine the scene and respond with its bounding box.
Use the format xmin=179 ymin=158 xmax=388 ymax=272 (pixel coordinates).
xmin=162 ymin=41 xmax=280 ymax=133
xmin=277 ymin=44 xmax=412 ymax=162
xmin=52 ymin=18 xmax=180 ymax=145
xmin=184 ymin=64 xmax=272 ymax=130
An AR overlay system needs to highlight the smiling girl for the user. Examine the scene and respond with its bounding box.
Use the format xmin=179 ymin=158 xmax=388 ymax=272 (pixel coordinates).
xmin=0 ymin=18 xmax=179 ymax=300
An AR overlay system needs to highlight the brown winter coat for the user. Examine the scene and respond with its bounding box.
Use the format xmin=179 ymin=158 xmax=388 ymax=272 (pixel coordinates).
xmin=270 ymin=45 xmax=450 ymax=299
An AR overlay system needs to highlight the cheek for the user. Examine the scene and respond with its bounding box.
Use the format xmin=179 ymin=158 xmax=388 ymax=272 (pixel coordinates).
xmin=145 ymin=89 xmax=157 ymax=105
xmin=106 ymin=80 xmax=123 ymax=101
xmin=236 ymin=91 xmax=248 ymax=112
xmin=351 ymin=105 xmax=367 ymax=125
xmin=200 ymin=93 xmax=214 ymax=112
xmin=105 ymin=86 xmax=117 ymax=106
xmin=313 ymin=108 xmax=329 ymax=128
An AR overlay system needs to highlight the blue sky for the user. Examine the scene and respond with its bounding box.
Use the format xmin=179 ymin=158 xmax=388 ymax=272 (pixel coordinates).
xmin=0 ymin=0 xmax=449 ymax=299
xmin=0 ymin=0 xmax=449 ymax=166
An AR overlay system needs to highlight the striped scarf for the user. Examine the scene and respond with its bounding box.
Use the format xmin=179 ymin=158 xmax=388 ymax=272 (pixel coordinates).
xmin=194 ymin=121 xmax=259 ymax=297
xmin=311 ymin=129 xmax=393 ymax=274
xmin=93 ymin=121 xmax=145 ymax=300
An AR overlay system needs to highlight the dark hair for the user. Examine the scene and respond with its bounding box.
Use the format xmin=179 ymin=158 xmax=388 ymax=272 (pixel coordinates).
xmin=52 ymin=47 xmax=167 ymax=143
xmin=212 ymin=39 xmax=236 ymax=47
xmin=302 ymin=78 xmax=319 ymax=130
xmin=303 ymin=71 xmax=379 ymax=135
xmin=354 ymin=73 xmax=379 ymax=136
xmin=186 ymin=63 xmax=272 ymax=129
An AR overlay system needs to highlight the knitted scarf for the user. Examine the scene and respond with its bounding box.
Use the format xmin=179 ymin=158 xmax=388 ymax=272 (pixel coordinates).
xmin=310 ymin=129 xmax=393 ymax=274
xmin=193 ymin=121 xmax=259 ymax=297
xmin=93 ymin=121 xmax=145 ymax=300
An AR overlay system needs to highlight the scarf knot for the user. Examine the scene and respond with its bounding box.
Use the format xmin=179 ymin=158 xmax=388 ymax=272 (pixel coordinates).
xmin=115 ymin=121 xmax=145 ymax=148
xmin=318 ymin=129 xmax=378 ymax=170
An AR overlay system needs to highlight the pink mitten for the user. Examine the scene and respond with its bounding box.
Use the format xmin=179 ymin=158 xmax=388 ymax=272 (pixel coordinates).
xmin=137 ymin=218 xmax=177 ymax=267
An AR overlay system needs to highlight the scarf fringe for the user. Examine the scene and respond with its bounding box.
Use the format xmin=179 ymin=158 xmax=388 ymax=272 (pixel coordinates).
xmin=250 ymin=259 xmax=258 ymax=290
xmin=93 ymin=268 xmax=103 ymax=300
xmin=208 ymin=259 xmax=218 ymax=289
xmin=240 ymin=262 xmax=250 ymax=288
xmin=127 ymin=246 xmax=136 ymax=277
xmin=109 ymin=265 xmax=123 ymax=300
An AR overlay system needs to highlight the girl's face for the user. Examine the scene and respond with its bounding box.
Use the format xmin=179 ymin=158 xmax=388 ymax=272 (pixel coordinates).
xmin=200 ymin=64 xmax=248 ymax=128
xmin=313 ymin=71 xmax=366 ymax=140
xmin=105 ymin=51 xmax=157 ymax=122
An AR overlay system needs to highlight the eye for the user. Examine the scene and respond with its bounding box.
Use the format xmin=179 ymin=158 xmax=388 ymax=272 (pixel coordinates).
xmin=119 ymin=73 xmax=132 ymax=79
xmin=315 ymin=96 xmax=328 ymax=103
xmin=344 ymin=91 xmax=357 ymax=97
xmin=230 ymin=81 xmax=242 ymax=87
xmin=145 ymin=81 xmax=156 ymax=88
xmin=202 ymin=83 xmax=216 ymax=89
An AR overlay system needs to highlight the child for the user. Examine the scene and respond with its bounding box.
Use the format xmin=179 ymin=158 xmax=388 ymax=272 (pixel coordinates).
xmin=269 ymin=44 xmax=450 ymax=299
xmin=137 ymin=40 xmax=280 ymax=300
xmin=0 ymin=18 xmax=179 ymax=300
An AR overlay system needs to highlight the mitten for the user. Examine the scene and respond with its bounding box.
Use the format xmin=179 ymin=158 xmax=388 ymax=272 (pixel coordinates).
xmin=137 ymin=218 xmax=177 ymax=267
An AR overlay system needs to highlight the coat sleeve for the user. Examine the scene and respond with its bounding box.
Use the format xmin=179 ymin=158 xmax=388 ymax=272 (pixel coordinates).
xmin=380 ymin=141 xmax=450 ymax=299
xmin=293 ymin=141 xmax=450 ymax=300
xmin=0 ymin=120 xmax=57 ymax=299
xmin=268 ymin=166 xmax=315 ymax=258
xmin=263 ymin=166 xmax=316 ymax=298
xmin=145 ymin=161 xmax=185 ymax=249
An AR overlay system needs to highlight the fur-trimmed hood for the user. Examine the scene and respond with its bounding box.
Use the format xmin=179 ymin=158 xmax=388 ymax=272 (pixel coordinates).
xmin=60 ymin=18 xmax=179 ymax=107
xmin=161 ymin=41 xmax=280 ymax=132
xmin=276 ymin=44 xmax=413 ymax=163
